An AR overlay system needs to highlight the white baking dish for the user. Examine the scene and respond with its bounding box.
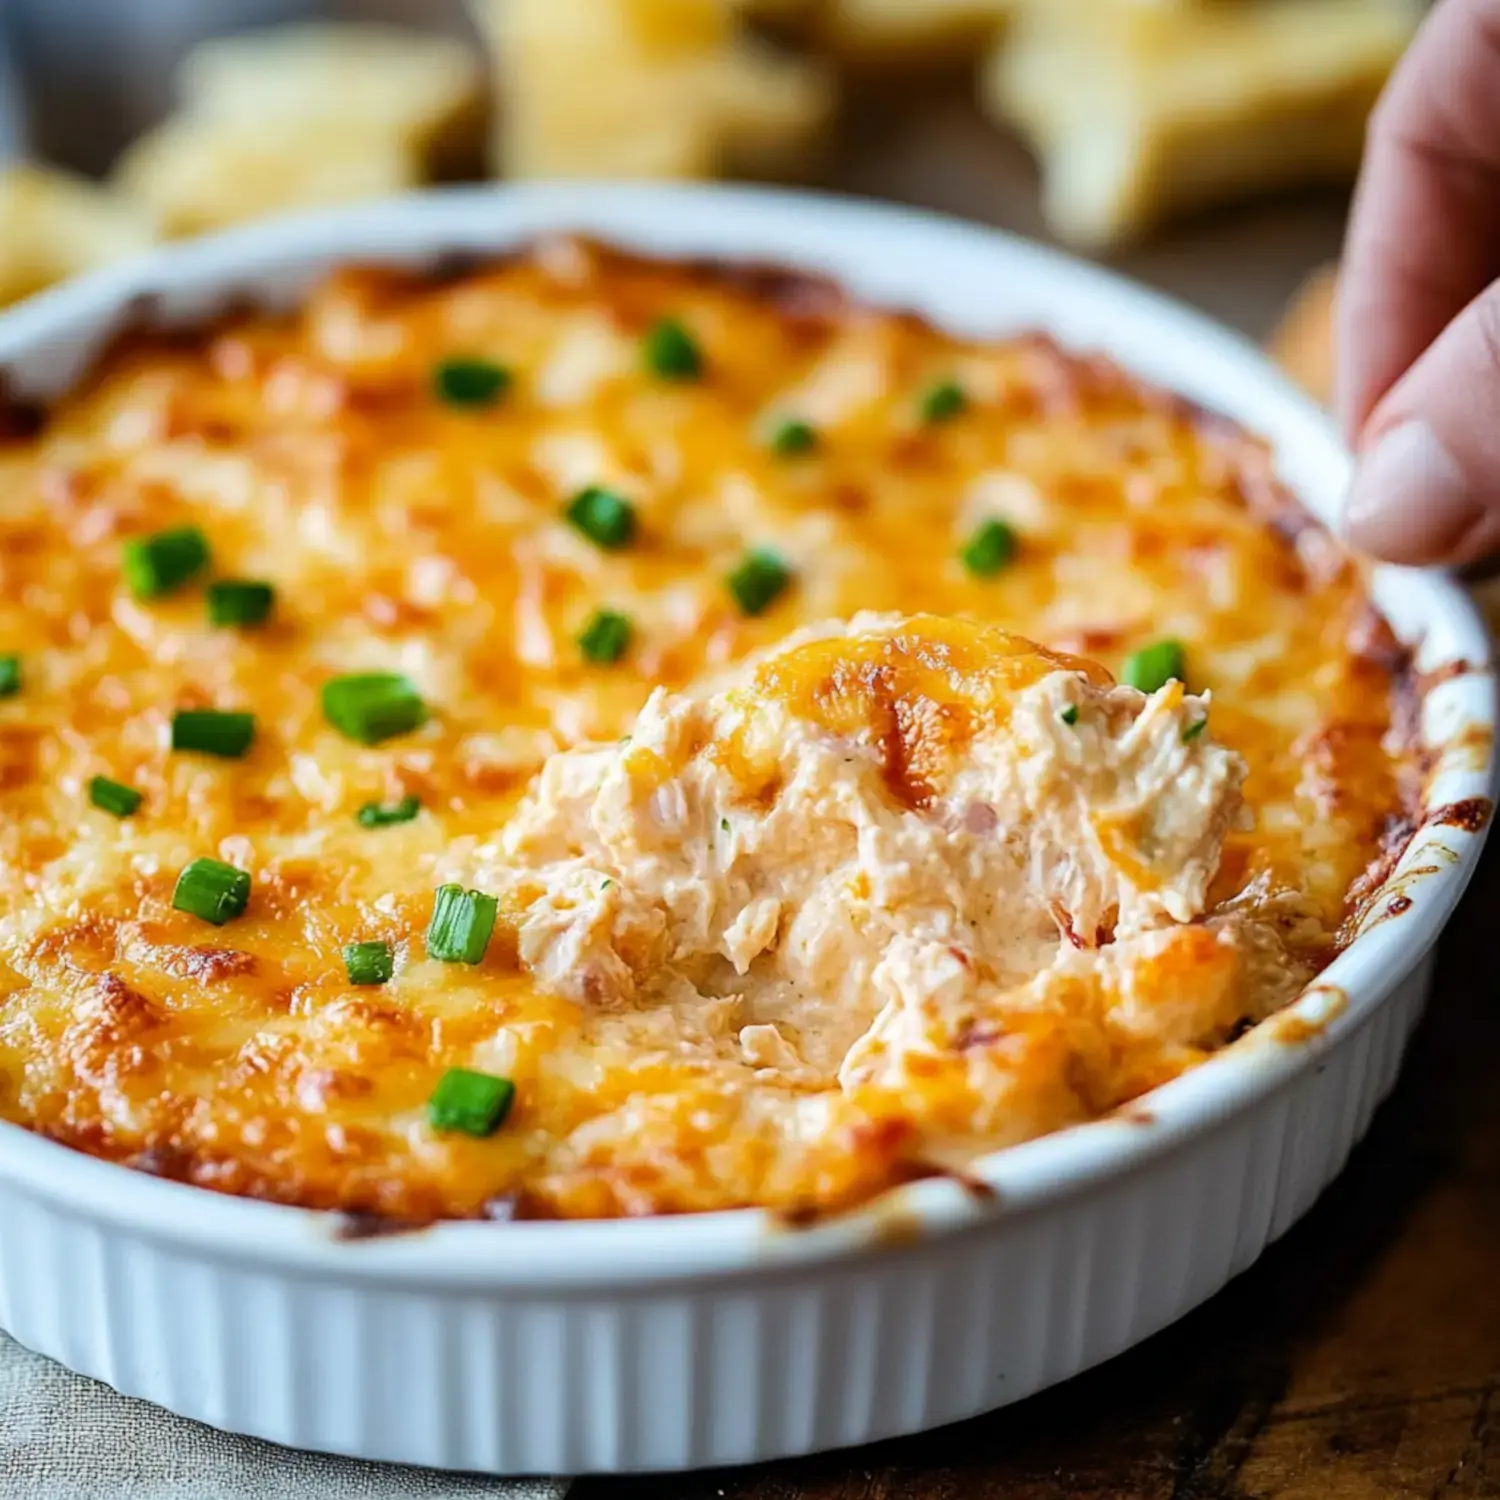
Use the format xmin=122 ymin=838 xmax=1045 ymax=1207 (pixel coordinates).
xmin=0 ymin=183 xmax=1492 ymax=1476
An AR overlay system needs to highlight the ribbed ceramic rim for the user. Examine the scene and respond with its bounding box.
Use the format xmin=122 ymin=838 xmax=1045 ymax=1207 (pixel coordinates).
xmin=0 ymin=183 xmax=1491 ymax=1290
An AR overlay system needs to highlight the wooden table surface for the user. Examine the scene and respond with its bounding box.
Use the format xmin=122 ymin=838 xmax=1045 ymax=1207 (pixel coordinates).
xmin=576 ymin=96 xmax=1500 ymax=1500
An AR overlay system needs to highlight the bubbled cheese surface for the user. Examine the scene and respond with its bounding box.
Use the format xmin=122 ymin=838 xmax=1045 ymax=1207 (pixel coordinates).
xmin=0 ymin=241 xmax=1416 ymax=1219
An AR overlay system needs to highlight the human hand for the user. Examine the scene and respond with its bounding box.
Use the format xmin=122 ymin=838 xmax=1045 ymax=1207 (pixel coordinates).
xmin=1338 ymin=0 xmax=1500 ymax=567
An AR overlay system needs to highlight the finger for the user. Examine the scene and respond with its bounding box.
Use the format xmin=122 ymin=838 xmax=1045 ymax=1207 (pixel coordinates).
xmin=1335 ymin=0 xmax=1500 ymax=438
xmin=1342 ymin=277 xmax=1500 ymax=566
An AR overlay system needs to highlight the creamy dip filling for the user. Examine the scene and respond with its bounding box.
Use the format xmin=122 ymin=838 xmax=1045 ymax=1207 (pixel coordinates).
xmin=451 ymin=615 xmax=1308 ymax=1143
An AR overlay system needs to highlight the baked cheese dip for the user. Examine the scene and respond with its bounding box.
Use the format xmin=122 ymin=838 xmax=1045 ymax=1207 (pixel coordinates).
xmin=0 ymin=241 xmax=1417 ymax=1221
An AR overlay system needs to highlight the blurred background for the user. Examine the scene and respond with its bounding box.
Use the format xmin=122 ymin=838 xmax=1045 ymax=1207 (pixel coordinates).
xmin=0 ymin=0 xmax=1426 ymax=396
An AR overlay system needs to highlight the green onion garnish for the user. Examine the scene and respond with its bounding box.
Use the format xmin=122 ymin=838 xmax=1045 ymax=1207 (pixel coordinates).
xmin=207 ymin=579 xmax=274 ymax=628
xmin=643 ymin=317 xmax=703 ymax=381
xmin=122 ymin=526 xmax=209 ymax=599
xmin=578 ymin=609 xmax=632 ymax=664
xmin=0 ymin=655 xmax=19 ymax=697
xmin=172 ymin=857 xmax=251 ymax=926
xmin=89 ymin=776 xmax=142 ymax=817
xmin=344 ymin=940 xmax=394 ymax=986
xmin=1122 ymin=639 xmax=1186 ymax=695
xmin=171 ymin=709 xmax=256 ymax=759
xmin=961 ymin=519 xmax=1017 ymax=577
xmin=565 ymin=486 xmax=637 ymax=550
xmin=322 ymin=673 xmax=428 ymax=745
xmin=357 ymin=794 xmax=421 ymax=829
xmin=433 ymin=358 xmax=511 ymax=408
xmin=1183 ymin=716 xmax=1208 ymax=743
xmin=726 ymin=548 xmax=792 ymax=617
xmin=427 ymin=1067 xmax=515 ymax=1137
xmin=769 ymin=418 xmax=817 ymax=457
xmin=1060 ymin=705 xmax=1079 ymax=727
xmin=427 ymin=884 xmax=498 ymax=964
xmin=920 ymin=380 xmax=967 ymax=424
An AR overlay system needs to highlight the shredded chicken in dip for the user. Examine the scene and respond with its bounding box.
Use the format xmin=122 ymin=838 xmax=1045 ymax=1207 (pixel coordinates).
xmin=443 ymin=615 xmax=1308 ymax=1173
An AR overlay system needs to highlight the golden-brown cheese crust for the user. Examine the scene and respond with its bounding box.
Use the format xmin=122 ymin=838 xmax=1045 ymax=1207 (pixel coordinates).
xmin=0 ymin=240 xmax=1416 ymax=1220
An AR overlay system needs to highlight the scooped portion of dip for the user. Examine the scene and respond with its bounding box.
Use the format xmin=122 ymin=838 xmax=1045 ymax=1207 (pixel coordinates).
xmin=476 ymin=615 xmax=1306 ymax=1160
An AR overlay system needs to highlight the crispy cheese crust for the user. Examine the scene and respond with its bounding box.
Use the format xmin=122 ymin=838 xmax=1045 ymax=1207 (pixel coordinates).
xmin=0 ymin=241 xmax=1417 ymax=1221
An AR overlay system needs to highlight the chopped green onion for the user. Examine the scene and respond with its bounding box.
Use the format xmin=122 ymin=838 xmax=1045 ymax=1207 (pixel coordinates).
xmin=171 ymin=709 xmax=256 ymax=759
xmin=726 ymin=548 xmax=792 ymax=616
xmin=768 ymin=417 xmax=817 ymax=457
xmin=920 ymin=380 xmax=967 ymax=424
xmin=643 ymin=317 xmax=703 ymax=381
xmin=0 ymin=655 xmax=19 ymax=697
xmin=427 ymin=884 xmax=498 ymax=964
xmin=322 ymin=673 xmax=427 ymax=745
xmin=172 ymin=857 xmax=250 ymax=926
xmin=427 ymin=1067 xmax=515 ymax=1137
xmin=720 ymin=817 xmax=730 ymax=832
xmin=1060 ymin=705 xmax=1079 ymax=727
xmin=961 ymin=518 xmax=1017 ymax=577
xmin=578 ymin=609 xmax=632 ymax=664
xmin=565 ymin=486 xmax=637 ymax=550
xmin=1122 ymin=639 xmax=1186 ymax=695
xmin=357 ymin=794 xmax=421 ymax=829
xmin=433 ymin=358 xmax=511 ymax=407
xmin=344 ymin=940 xmax=394 ymax=986
xmin=1182 ymin=715 xmax=1208 ymax=743
xmin=207 ymin=579 xmax=274 ymax=628
xmin=90 ymin=776 xmax=142 ymax=817
xmin=123 ymin=526 xmax=210 ymax=599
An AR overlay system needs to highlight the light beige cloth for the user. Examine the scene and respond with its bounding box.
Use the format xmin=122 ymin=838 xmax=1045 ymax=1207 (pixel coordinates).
xmin=0 ymin=1333 xmax=570 ymax=1500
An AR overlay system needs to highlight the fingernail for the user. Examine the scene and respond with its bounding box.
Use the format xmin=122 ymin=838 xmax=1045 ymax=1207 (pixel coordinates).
xmin=1342 ymin=419 xmax=1479 ymax=563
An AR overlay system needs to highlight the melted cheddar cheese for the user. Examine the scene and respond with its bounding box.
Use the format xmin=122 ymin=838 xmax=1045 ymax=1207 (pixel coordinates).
xmin=0 ymin=241 xmax=1416 ymax=1220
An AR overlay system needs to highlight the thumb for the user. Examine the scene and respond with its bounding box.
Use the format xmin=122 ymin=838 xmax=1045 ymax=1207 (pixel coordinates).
xmin=1342 ymin=277 xmax=1500 ymax=568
